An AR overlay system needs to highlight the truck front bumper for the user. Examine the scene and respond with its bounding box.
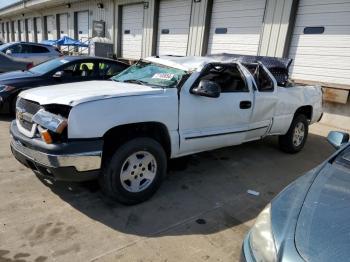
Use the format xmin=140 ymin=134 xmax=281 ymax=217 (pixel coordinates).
xmin=10 ymin=121 xmax=103 ymax=182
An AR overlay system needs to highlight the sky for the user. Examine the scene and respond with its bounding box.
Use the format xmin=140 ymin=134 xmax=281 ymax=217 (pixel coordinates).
xmin=0 ymin=0 xmax=20 ymax=9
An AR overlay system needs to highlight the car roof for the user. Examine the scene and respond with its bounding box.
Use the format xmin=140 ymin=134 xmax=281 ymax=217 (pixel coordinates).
xmin=3 ymin=42 xmax=57 ymax=48
xmin=53 ymin=56 xmax=127 ymax=63
xmin=145 ymin=56 xmax=220 ymax=71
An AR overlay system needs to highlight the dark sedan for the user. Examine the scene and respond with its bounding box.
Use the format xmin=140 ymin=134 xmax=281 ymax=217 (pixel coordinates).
xmin=242 ymin=131 xmax=350 ymax=262
xmin=0 ymin=56 xmax=129 ymax=114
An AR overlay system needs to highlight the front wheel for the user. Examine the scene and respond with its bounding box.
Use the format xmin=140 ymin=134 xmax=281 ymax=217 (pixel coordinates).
xmin=99 ymin=137 xmax=167 ymax=205
xmin=279 ymin=114 xmax=309 ymax=153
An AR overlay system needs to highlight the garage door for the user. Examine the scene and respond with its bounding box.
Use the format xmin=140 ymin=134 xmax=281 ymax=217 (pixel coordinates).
xmin=35 ymin=17 xmax=43 ymax=42
xmin=121 ymin=4 xmax=144 ymax=59
xmin=77 ymin=11 xmax=89 ymax=42
xmin=46 ymin=15 xmax=55 ymax=40
xmin=157 ymin=0 xmax=192 ymax=56
xmin=207 ymin=0 xmax=266 ymax=55
xmin=289 ymin=0 xmax=350 ymax=87
xmin=20 ymin=20 xmax=25 ymax=41
xmin=27 ymin=19 xmax=34 ymax=42
xmin=59 ymin=13 xmax=69 ymax=38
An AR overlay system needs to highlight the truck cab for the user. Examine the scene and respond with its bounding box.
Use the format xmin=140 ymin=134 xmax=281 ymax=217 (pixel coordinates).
xmin=10 ymin=55 xmax=323 ymax=204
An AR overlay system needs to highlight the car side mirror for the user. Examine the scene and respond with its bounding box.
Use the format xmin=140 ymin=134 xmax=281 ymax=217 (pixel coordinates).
xmin=327 ymin=131 xmax=349 ymax=149
xmin=192 ymin=80 xmax=221 ymax=98
xmin=5 ymin=49 xmax=12 ymax=55
xmin=53 ymin=71 xmax=64 ymax=78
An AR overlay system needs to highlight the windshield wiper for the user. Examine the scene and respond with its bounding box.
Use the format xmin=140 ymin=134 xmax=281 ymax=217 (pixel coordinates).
xmin=124 ymin=79 xmax=147 ymax=85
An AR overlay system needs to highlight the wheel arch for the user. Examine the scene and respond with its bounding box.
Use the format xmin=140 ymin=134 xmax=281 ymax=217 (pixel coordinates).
xmin=102 ymin=121 xmax=172 ymax=162
xmin=294 ymin=105 xmax=313 ymax=120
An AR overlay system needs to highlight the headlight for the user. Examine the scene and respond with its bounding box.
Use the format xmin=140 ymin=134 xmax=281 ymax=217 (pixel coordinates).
xmin=0 ymin=85 xmax=15 ymax=92
xmin=249 ymin=204 xmax=277 ymax=262
xmin=32 ymin=109 xmax=68 ymax=134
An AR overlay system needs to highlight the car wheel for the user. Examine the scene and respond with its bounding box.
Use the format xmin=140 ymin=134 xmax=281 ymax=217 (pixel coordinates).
xmin=279 ymin=114 xmax=309 ymax=153
xmin=99 ymin=137 xmax=167 ymax=205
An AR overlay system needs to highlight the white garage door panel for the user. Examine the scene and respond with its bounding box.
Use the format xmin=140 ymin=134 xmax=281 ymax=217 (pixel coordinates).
xmin=207 ymin=0 xmax=266 ymax=55
xmin=77 ymin=11 xmax=89 ymax=41
xmin=289 ymin=0 xmax=350 ymax=87
xmin=59 ymin=14 xmax=69 ymax=37
xmin=28 ymin=20 xmax=34 ymax=42
xmin=157 ymin=0 xmax=192 ymax=56
xmin=46 ymin=16 xmax=55 ymax=40
xmin=20 ymin=20 xmax=25 ymax=41
xmin=121 ymin=4 xmax=144 ymax=59
xmin=36 ymin=17 xmax=42 ymax=42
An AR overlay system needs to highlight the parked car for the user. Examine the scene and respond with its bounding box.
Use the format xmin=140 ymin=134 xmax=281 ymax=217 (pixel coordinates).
xmin=10 ymin=54 xmax=323 ymax=204
xmin=0 ymin=56 xmax=129 ymax=115
xmin=0 ymin=51 xmax=33 ymax=74
xmin=241 ymin=131 xmax=350 ymax=262
xmin=0 ymin=42 xmax=61 ymax=65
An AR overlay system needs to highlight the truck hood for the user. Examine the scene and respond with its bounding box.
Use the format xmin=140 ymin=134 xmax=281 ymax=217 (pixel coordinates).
xmin=295 ymin=160 xmax=350 ymax=261
xmin=19 ymin=80 xmax=165 ymax=106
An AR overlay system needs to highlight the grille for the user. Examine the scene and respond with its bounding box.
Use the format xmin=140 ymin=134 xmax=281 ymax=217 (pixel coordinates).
xmin=16 ymin=98 xmax=41 ymax=132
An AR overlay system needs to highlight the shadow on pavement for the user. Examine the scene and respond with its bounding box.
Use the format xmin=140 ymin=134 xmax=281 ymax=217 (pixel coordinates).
xmin=35 ymin=133 xmax=334 ymax=238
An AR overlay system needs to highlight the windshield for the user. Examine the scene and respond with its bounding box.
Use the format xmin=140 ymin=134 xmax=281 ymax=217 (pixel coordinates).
xmin=111 ymin=61 xmax=187 ymax=88
xmin=29 ymin=58 xmax=71 ymax=74
xmin=0 ymin=43 xmax=12 ymax=52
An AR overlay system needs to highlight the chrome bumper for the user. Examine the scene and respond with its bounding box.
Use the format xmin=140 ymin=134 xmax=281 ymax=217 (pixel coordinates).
xmin=10 ymin=138 xmax=102 ymax=172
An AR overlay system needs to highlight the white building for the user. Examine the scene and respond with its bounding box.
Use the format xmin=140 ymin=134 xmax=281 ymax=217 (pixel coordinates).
xmin=0 ymin=0 xmax=349 ymax=126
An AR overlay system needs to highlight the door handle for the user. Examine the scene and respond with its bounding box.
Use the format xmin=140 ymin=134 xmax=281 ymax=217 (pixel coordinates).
xmin=240 ymin=101 xmax=252 ymax=109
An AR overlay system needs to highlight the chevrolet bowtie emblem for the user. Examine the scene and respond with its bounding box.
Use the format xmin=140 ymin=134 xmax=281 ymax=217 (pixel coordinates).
xmin=16 ymin=108 xmax=25 ymax=122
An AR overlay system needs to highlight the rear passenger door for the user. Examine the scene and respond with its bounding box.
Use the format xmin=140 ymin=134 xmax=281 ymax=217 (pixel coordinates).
xmin=22 ymin=44 xmax=51 ymax=65
xmin=97 ymin=61 xmax=128 ymax=79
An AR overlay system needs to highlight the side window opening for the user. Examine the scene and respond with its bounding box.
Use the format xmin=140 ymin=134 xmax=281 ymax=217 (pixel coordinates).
xmin=251 ymin=64 xmax=274 ymax=92
xmin=198 ymin=64 xmax=248 ymax=93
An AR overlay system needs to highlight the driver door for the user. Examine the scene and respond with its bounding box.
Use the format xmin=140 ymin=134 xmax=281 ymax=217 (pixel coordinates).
xmin=178 ymin=63 xmax=256 ymax=155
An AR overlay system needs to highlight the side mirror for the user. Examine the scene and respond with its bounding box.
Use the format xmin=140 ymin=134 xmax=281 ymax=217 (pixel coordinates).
xmin=327 ymin=131 xmax=349 ymax=149
xmin=192 ymin=80 xmax=221 ymax=98
xmin=5 ymin=49 xmax=12 ymax=55
xmin=53 ymin=71 xmax=64 ymax=78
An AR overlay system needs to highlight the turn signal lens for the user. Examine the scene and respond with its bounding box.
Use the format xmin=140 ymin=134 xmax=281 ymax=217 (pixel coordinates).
xmin=40 ymin=129 xmax=53 ymax=144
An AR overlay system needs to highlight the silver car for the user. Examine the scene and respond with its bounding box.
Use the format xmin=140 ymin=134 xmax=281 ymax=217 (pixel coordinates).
xmin=0 ymin=42 xmax=61 ymax=65
xmin=0 ymin=51 xmax=33 ymax=73
xmin=241 ymin=131 xmax=350 ymax=262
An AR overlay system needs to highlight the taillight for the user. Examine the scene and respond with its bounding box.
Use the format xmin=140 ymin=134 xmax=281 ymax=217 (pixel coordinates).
xmin=26 ymin=63 xmax=34 ymax=70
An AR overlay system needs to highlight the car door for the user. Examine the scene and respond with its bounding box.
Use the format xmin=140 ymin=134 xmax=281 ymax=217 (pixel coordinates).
xmin=178 ymin=62 xmax=256 ymax=155
xmin=246 ymin=63 xmax=278 ymax=140
xmin=96 ymin=61 xmax=128 ymax=80
xmin=51 ymin=60 xmax=96 ymax=84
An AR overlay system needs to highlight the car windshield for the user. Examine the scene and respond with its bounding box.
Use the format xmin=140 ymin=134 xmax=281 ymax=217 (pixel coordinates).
xmin=0 ymin=43 xmax=12 ymax=52
xmin=111 ymin=61 xmax=187 ymax=88
xmin=29 ymin=58 xmax=71 ymax=74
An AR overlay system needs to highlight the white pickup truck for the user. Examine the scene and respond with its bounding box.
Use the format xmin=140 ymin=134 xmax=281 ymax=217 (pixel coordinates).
xmin=10 ymin=54 xmax=323 ymax=204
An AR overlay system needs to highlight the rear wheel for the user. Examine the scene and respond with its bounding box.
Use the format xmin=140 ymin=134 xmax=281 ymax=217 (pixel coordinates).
xmin=279 ymin=114 xmax=309 ymax=153
xmin=99 ymin=137 xmax=167 ymax=205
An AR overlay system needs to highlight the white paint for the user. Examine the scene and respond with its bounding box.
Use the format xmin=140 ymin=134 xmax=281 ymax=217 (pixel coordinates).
xmin=207 ymin=0 xmax=266 ymax=55
xmin=289 ymin=0 xmax=350 ymax=87
xmin=121 ymin=4 xmax=144 ymax=59
xmin=157 ymin=0 xmax=192 ymax=56
xmin=19 ymin=56 xmax=323 ymax=158
xmin=35 ymin=17 xmax=43 ymax=42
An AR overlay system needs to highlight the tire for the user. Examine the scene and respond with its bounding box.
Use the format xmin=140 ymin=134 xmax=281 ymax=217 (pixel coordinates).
xmin=279 ymin=114 xmax=309 ymax=153
xmin=99 ymin=137 xmax=167 ymax=205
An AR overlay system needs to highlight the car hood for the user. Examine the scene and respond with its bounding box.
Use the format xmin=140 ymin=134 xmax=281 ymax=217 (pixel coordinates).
xmin=295 ymin=161 xmax=350 ymax=261
xmin=19 ymin=80 xmax=165 ymax=106
xmin=0 ymin=70 xmax=39 ymax=82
